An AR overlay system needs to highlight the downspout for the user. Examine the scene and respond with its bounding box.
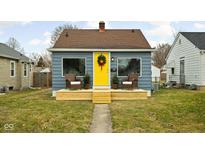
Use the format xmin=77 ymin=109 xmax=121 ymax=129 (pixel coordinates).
xmin=199 ymin=51 xmax=201 ymax=86
xmin=199 ymin=50 xmax=204 ymax=87
xmin=19 ymin=60 xmax=22 ymax=90
xmin=28 ymin=63 xmax=30 ymax=88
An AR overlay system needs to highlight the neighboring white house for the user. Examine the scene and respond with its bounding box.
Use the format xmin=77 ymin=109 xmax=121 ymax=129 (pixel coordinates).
xmin=40 ymin=68 xmax=51 ymax=73
xmin=151 ymin=65 xmax=160 ymax=82
xmin=166 ymin=32 xmax=205 ymax=90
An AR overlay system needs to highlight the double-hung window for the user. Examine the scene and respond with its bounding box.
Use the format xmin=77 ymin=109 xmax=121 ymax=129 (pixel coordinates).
xmin=10 ymin=61 xmax=15 ymax=77
xmin=23 ymin=63 xmax=28 ymax=77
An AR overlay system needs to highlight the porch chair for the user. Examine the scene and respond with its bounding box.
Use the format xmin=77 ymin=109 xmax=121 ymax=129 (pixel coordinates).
xmin=64 ymin=74 xmax=82 ymax=89
xmin=122 ymin=73 xmax=138 ymax=89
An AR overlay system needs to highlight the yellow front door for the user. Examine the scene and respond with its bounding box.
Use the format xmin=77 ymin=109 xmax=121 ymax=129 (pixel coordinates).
xmin=93 ymin=52 xmax=110 ymax=88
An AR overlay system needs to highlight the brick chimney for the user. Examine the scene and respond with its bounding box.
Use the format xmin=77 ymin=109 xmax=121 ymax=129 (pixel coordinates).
xmin=99 ymin=21 xmax=105 ymax=32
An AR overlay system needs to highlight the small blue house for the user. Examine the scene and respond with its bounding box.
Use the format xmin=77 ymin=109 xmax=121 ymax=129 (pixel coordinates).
xmin=48 ymin=21 xmax=154 ymax=97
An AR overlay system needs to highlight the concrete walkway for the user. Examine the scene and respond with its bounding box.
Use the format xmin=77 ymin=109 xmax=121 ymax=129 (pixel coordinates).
xmin=90 ymin=104 xmax=112 ymax=133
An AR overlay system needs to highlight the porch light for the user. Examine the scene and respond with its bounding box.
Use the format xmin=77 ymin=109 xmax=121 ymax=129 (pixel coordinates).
xmin=111 ymin=57 xmax=114 ymax=62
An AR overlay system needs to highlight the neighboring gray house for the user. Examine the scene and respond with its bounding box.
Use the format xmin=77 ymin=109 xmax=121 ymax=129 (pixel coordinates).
xmin=48 ymin=21 xmax=154 ymax=96
xmin=166 ymin=32 xmax=205 ymax=90
xmin=0 ymin=43 xmax=33 ymax=90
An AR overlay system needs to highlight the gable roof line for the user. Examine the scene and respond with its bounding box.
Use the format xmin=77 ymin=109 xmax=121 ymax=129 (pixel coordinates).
xmin=165 ymin=33 xmax=180 ymax=61
xmin=180 ymin=32 xmax=205 ymax=50
xmin=179 ymin=32 xmax=201 ymax=51
xmin=0 ymin=43 xmax=30 ymax=62
xmin=138 ymin=29 xmax=151 ymax=49
xmin=179 ymin=32 xmax=201 ymax=50
xmin=165 ymin=32 xmax=203 ymax=61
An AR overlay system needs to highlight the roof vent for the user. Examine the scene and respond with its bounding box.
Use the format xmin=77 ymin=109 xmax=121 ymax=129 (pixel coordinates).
xmin=131 ymin=29 xmax=135 ymax=33
xmin=65 ymin=32 xmax=69 ymax=37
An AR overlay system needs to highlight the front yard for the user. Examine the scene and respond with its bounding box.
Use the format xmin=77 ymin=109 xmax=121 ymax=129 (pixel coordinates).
xmin=110 ymin=89 xmax=205 ymax=132
xmin=1 ymin=88 xmax=205 ymax=133
xmin=0 ymin=89 xmax=93 ymax=133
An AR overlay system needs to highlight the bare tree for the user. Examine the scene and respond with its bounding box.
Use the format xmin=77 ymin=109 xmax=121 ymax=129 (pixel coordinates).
xmin=29 ymin=50 xmax=51 ymax=68
xmin=36 ymin=56 xmax=45 ymax=67
xmin=40 ymin=50 xmax=52 ymax=68
xmin=171 ymin=25 xmax=184 ymax=39
xmin=29 ymin=52 xmax=40 ymax=65
xmin=6 ymin=37 xmax=24 ymax=53
xmin=30 ymin=24 xmax=78 ymax=70
xmin=152 ymin=43 xmax=171 ymax=68
xmin=50 ymin=24 xmax=78 ymax=46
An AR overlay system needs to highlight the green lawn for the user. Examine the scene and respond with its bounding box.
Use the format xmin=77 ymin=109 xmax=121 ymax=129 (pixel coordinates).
xmin=110 ymin=89 xmax=205 ymax=133
xmin=1 ymin=88 xmax=205 ymax=133
xmin=0 ymin=89 xmax=93 ymax=133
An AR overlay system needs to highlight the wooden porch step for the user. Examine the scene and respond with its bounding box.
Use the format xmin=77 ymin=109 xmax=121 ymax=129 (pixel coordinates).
xmin=92 ymin=90 xmax=111 ymax=104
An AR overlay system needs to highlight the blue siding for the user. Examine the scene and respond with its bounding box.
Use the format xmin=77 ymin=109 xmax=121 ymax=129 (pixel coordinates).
xmin=52 ymin=52 xmax=93 ymax=91
xmin=52 ymin=51 xmax=151 ymax=91
xmin=111 ymin=52 xmax=152 ymax=90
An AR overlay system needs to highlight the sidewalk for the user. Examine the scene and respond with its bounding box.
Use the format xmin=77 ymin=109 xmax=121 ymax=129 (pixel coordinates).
xmin=90 ymin=104 xmax=112 ymax=133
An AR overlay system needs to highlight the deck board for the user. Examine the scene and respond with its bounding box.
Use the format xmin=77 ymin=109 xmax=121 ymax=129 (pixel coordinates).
xmin=56 ymin=89 xmax=148 ymax=102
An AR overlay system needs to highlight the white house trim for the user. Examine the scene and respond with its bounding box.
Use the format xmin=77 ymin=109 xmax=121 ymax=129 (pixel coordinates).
xmin=23 ymin=63 xmax=28 ymax=77
xmin=108 ymin=52 xmax=111 ymax=87
xmin=48 ymin=48 xmax=155 ymax=52
xmin=92 ymin=52 xmax=94 ymax=88
xmin=10 ymin=61 xmax=16 ymax=77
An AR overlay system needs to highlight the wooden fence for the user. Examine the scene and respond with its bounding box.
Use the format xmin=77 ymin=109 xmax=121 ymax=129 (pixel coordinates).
xmin=33 ymin=72 xmax=52 ymax=88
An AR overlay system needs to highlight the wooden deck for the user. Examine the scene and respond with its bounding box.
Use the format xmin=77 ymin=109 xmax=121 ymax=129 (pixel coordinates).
xmin=56 ymin=89 xmax=148 ymax=103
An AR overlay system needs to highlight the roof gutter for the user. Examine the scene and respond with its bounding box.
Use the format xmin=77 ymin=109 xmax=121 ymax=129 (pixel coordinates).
xmin=0 ymin=54 xmax=19 ymax=60
xmin=48 ymin=48 xmax=156 ymax=52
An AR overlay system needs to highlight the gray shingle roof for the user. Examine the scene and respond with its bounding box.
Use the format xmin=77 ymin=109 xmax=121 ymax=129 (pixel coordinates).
xmin=180 ymin=32 xmax=205 ymax=50
xmin=0 ymin=43 xmax=30 ymax=62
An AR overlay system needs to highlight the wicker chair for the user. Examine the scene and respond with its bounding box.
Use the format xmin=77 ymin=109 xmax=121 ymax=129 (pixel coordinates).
xmin=122 ymin=73 xmax=138 ymax=89
xmin=64 ymin=74 xmax=82 ymax=89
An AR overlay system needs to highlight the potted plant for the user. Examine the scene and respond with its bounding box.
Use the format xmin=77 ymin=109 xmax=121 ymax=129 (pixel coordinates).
xmin=84 ymin=74 xmax=90 ymax=89
xmin=112 ymin=75 xmax=119 ymax=89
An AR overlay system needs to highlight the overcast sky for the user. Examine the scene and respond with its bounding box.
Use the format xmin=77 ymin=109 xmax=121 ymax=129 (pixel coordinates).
xmin=0 ymin=21 xmax=205 ymax=56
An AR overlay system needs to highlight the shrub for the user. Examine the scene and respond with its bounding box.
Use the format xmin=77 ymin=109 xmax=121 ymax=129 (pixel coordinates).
xmin=112 ymin=75 xmax=119 ymax=84
xmin=84 ymin=74 xmax=90 ymax=85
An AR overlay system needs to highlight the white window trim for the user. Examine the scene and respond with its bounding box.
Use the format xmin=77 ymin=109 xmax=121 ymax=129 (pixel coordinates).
xmin=61 ymin=57 xmax=87 ymax=77
xmin=23 ymin=63 xmax=28 ymax=77
xmin=29 ymin=64 xmax=32 ymax=72
xmin=10 ymin=61 xmax=16 ymax=77
xmin=117 ymin=57 xmax=142 ymax=77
